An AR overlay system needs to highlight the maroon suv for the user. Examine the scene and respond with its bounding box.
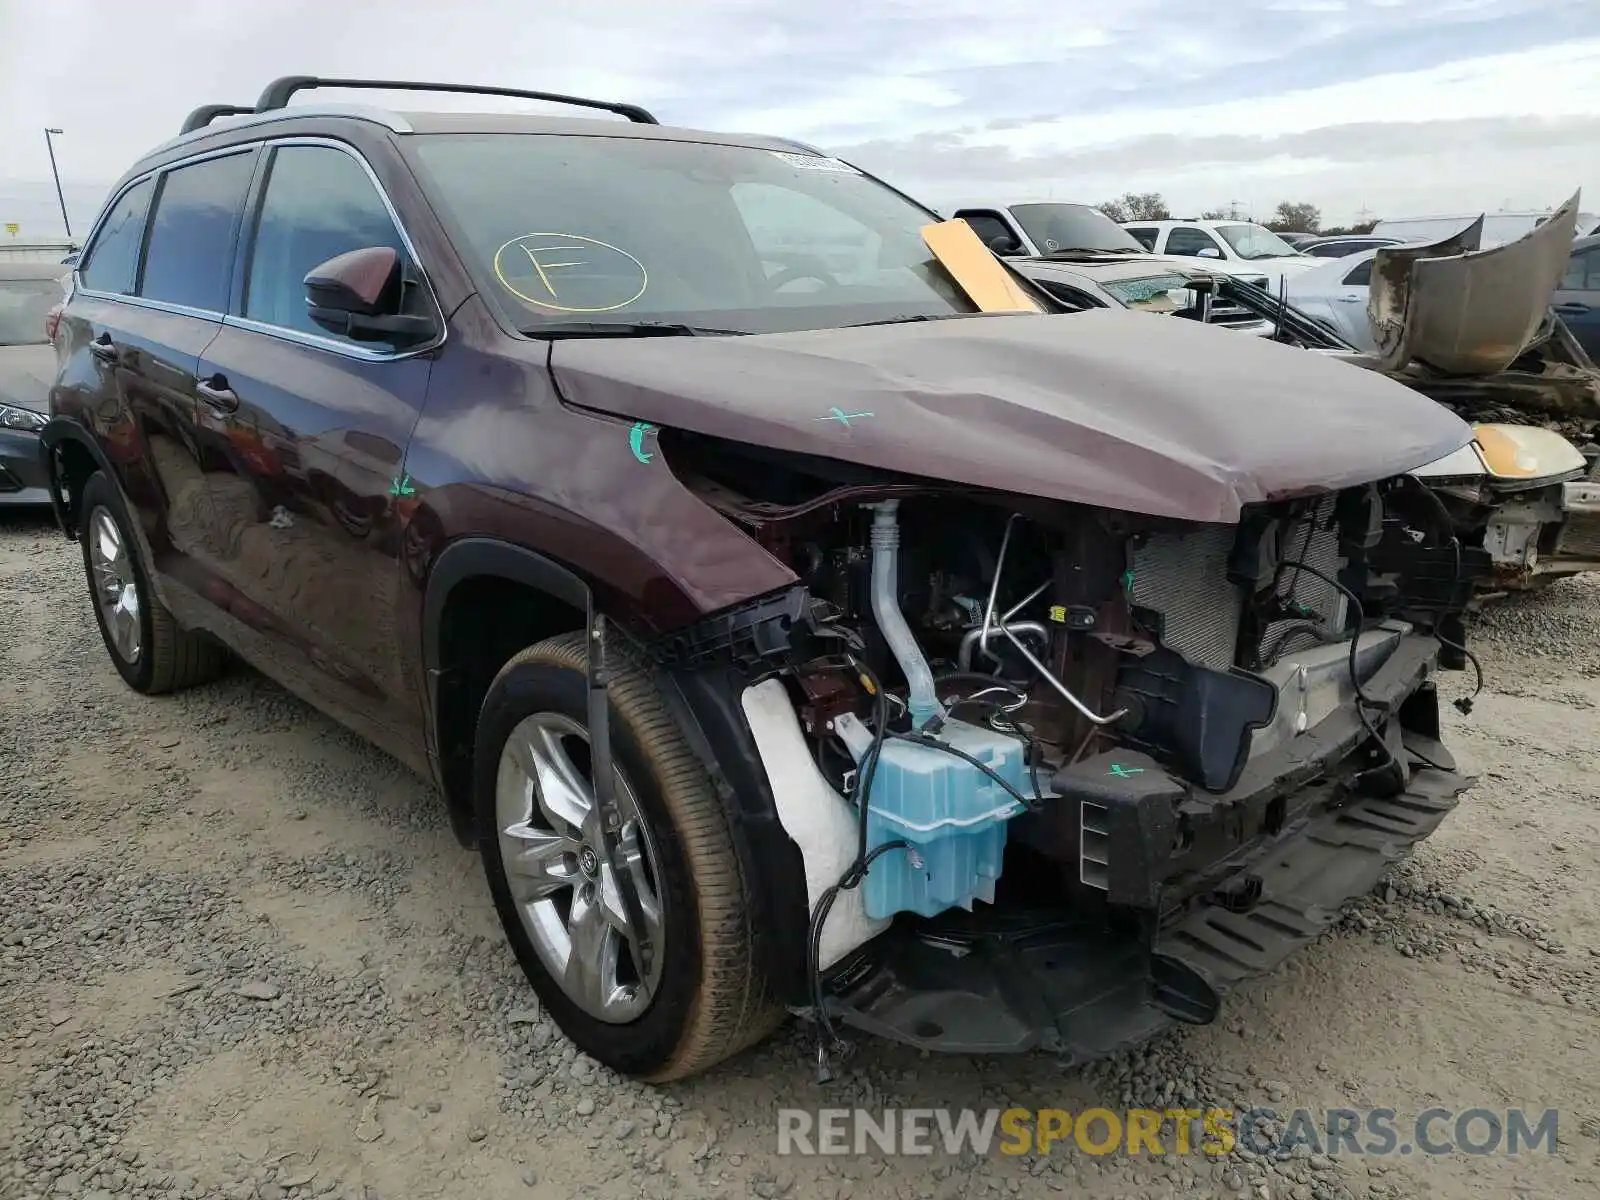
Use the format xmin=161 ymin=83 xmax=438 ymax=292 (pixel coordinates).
xmin=41 ymin=77 xmax=1482 ymax=1082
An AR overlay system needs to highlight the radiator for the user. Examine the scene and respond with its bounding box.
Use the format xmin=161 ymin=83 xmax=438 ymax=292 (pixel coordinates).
xmin=1257 ymin=496 xmax=1346 ymax=665
xmin=1129 ymin=525 xmax=1244 ymax=670
xmin=1129 ymin=498 xmax=1346 ymax=672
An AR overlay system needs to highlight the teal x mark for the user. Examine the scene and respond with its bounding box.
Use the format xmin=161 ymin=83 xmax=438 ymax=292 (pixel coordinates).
xmin=389 ymin=473 xmax=416 ymax=498
xmin=1107 ymin=764 xmax=1144 ymax=778
xmin=815 ymin=407 xmax=874 ymax=427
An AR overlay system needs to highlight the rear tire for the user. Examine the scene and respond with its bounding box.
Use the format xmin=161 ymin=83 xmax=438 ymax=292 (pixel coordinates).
xmin=79 ymin=471 xmax=227 ymax=694
xmin=475 ymin=631 xmax=781 ymax=1080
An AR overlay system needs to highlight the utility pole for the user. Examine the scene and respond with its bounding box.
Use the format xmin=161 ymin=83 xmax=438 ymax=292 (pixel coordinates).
xmin=43 ymin=128 xmax=71 ymax=237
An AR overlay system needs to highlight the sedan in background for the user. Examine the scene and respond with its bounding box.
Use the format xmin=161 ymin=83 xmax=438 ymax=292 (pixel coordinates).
xmin=0 ymin=262 xmax=68 ymax=506
xmin=1554 ymin=234 xmax=1600 ymax=361
xmin=1283 ymin=250 xmax=1385 ymax=349
xmin=1297 ymin=234 xmax=1404 ymax=259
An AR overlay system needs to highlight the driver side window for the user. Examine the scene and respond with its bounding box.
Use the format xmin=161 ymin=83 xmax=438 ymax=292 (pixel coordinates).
xmin=1165 ymin=227 xmax=1222 ymax=257
xmin=242 ymin=144 xmax=409 ymax=341
xmin=953 ymin=211 xmax=1019 ymax=254
xmin=730 ymin=183 xmax=887 ymax=290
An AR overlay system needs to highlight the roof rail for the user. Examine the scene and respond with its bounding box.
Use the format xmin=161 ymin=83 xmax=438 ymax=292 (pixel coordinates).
xmin=179 ymin=104 xmax=257 ymax=135
xmin=252 ymin=76 xmax=659 ymax=124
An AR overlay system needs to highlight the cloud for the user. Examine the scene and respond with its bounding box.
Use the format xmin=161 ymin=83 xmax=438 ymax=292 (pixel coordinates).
xmin=0 ymin=0 xmax=1593 ymax=232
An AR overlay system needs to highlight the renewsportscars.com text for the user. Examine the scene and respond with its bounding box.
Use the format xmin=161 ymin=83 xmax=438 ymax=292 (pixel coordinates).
xmin=776 ymin=1106 xmax=1559 ymax=1158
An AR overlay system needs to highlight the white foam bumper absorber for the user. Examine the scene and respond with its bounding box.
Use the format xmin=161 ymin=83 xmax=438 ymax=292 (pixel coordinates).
xmin=739 ymin=678 xmax=892 ymax=972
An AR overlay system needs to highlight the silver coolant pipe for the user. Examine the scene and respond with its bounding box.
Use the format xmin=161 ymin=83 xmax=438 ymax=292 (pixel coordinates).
xmin=980 ymin=514 xmax=1127 ymax=728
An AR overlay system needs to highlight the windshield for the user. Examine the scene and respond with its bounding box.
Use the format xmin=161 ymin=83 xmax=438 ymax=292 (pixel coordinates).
xmin=1009 ymin=203 xmax=1147 ymax=254
xmin=1100 ymin=273 xmax=1192 ymax=311
xmin=1214 ymin=223 xmax=1299 ymax=260
xmin=0 ymin=279 xmax=62 ymax=347
xmin=407 ymin=134 xmax=978 ymax=334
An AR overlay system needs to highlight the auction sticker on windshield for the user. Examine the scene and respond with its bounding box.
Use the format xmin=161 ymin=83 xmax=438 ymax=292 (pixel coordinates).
xmin=492 ymin=233 xmax=649 ymax=313
xmin=769 ymin=151 xmax=861 ymax=173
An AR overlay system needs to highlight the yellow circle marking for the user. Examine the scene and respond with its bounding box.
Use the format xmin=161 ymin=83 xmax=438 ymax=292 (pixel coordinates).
xmin=492 ymin=232 xmax=649 ymax=314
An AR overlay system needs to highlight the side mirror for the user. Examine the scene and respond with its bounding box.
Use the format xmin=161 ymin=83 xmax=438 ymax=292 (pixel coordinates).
xmin=304 ymin=246 xmax=437 ymax=346
xmin=1196 ymin=247 xmax=1223 ymax=259
xmin=987 ymin=234 xmax=1023 ymax=257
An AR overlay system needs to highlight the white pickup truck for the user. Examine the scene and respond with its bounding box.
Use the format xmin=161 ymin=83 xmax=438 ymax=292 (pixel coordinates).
xmin=940 ymin=198 xmax=1281 ymax=288
xmin=1118 ymin=218 xmax=1319 ymax=292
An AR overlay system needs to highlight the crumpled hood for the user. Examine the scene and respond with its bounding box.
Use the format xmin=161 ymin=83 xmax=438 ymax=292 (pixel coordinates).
xmin=0 ymin=344 xmax=57 ymax=413
xmin=549 ymin=309 xmax=1471 ymax=523
xmin=1369 ymin=191 xmax=1582 ymax=375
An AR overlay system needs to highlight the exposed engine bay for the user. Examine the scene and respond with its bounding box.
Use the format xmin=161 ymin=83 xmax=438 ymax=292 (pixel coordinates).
xmin=648 ymin=432 xmax=1483 ymax=1064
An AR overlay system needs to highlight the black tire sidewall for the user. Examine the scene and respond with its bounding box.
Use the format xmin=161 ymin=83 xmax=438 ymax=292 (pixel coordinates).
xmin=474 ymin=657 xmax=705 ymax=1077
xmin=79 ymin=472 xmax=156 ymax=693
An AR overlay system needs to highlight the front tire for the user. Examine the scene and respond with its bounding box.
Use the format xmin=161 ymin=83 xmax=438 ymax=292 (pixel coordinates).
xmin=78 ymin=471 xmax=227 ymax=694
xmin=475 ymin=632 xmax=781 ymax=1080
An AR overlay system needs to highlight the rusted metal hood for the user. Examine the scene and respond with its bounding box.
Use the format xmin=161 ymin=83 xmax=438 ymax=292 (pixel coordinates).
xmin=1370 ymin=191 xmax=1581 ymax=376
xmin=549 ymin=309 xmax=1471 ymax=523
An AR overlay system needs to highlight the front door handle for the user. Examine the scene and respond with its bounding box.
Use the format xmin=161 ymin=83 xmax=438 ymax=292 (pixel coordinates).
xmin=195 ymin=374 xmax=239 ymax=413
xmin=89 ymin=332 xmax=119 ymax=362
xmin=1335 ymin=295 xmax=1364 ymax=303
xmin=1554 ymin=301 xmax=1591 ymax=316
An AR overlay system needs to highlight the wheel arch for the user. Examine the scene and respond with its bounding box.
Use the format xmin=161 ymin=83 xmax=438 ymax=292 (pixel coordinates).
xmin=422 ymin=537 xmax=593 ymax=844
xmin=40 ymin=416 xmax=120 ymax=540
xmin=421 ymin=538 xmax=812 ymax=1006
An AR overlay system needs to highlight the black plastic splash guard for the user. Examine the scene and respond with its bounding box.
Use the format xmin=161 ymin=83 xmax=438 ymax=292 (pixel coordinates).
xmin=1110 ymin=648 xmax=1278 ymax=793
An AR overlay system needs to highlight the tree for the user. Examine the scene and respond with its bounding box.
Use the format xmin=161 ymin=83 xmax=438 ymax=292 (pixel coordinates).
xmin=1121 ymin=192 xmax=1171 ymax=221
xmin=1200 ymin=208 xmax=1232 ymax=221
xmin=1271 ymin=201 xmax=1321 ymax=233
xmin=1097 ymin=192 xmax=1170 ymax=223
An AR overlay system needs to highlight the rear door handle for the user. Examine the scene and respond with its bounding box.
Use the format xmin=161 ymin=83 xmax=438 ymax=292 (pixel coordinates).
xmin=89 ymin=332 xmax=119 ymax=362
xmin=195 ymin=374 xmax=239 ymax=413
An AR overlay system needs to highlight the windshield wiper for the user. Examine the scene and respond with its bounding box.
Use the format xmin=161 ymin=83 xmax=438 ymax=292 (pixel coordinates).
xmin=521 ymin=320 xmax=745 ymax=339
xmin=842 ymin=313 xmax=995 ymax=329
xmin=1040 ymin=247 xmax=1141 ymax=258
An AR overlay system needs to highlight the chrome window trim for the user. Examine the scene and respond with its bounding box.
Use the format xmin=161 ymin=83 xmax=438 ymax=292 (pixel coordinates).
xmin=73 ymin=135 xmax=446 ymax=365
xmin=73 ymin=142 xmax=264 ymax=303
xmin=142 ymin=105 xmax=413 ymax=160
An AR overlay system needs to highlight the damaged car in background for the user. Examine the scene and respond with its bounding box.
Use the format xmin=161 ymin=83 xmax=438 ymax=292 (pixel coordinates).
xmin=45 ymin=77 xmax=1484 ymax=1084
xmin=1017 ymin=193 xmax=1600 ymax=598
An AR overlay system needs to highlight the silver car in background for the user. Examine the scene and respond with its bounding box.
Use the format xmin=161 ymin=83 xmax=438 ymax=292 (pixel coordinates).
xmin=0 ymin=261 xmax=70 ymax=506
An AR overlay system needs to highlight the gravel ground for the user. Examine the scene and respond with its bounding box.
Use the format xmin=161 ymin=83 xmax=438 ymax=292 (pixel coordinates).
xmin=2 ymin=509 xmax=1598 ymax=1200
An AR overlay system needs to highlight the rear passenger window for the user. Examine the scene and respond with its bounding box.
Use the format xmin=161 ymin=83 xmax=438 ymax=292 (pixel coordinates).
xmin=140 ymin=151 xmax=257 ymax=313
xmin=1124 ymin=226 xmax=1158 ymax=250
xmin=1343 ymin=260 xmax=1374 ymax=287
xmin=242 ymin=145 xmax=406 ymax=340
xmin=79 ymin=179 xmax=154 ymax=295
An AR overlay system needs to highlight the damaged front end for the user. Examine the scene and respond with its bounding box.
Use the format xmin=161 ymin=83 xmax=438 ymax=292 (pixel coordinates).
xmin=636 ymin=440 xmax=1481 ymax=1065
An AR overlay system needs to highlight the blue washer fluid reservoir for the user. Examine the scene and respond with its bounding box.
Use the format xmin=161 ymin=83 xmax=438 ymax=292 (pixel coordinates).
xmin=834 ymin=714 xmax=1029 ymax=920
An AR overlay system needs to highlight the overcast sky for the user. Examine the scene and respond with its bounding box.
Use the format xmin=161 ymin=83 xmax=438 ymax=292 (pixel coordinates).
xmin=2 ymin=0 xmax=1596 ymax=239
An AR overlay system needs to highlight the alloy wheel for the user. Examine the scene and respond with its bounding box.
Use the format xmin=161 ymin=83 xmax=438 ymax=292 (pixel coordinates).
xmin=89 ymin=506 xmax=142 ymax=664
xmin=494 ymin=712 xmax=666 ymax=1023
